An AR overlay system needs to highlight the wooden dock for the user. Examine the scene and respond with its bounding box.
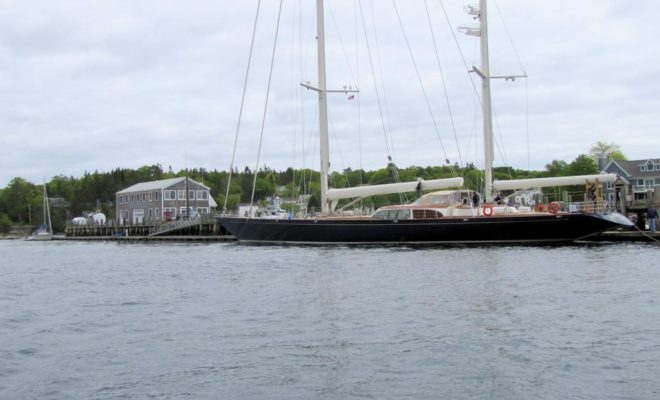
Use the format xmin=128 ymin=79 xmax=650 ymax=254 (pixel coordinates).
xmin=54 ymin=235 xmax=236 ymax=242
xmin=64 ymin=214 xmax=229 ymax=238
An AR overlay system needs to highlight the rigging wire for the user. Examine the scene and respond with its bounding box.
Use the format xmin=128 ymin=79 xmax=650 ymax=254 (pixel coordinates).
xmin=525 ymin=77 xmax=530 ymax=171
xmin=249 ymin=0 xmax=284 ymax=212
xmin=327 ymin=1 xmax=358 ymax=89
xmin=368 ymin=0 xmax=398 ymax=166
xmin=357 ymin=0 xmax=395 ymax=171
xmin=493 ymin=0 xmax=529 ymax=175
xmin=391 ymin=0 xmax=457 ymax=176
xmin=355 ymin=0 xmax=364 ymax=203
xmin=423 ymin=0 xmax=464 ymax=170
xmin=493 ymin=0 xmax=526 ymax=74
xmin=289 ymin=0 xmax=301 ymax=203
xmin=437 ymin=0 xmax=483 ymax=112
xmin=223 ymin=0 xmax=262 ymax=212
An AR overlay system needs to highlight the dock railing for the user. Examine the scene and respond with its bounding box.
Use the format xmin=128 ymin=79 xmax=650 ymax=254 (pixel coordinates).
xmin=567 ymin=200 xmax=616 ymax=214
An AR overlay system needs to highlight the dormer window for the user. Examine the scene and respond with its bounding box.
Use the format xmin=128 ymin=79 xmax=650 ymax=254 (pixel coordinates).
xmin=641 ymin=166 xmax=645 ymax=172
xmin=647 ymin=161 xmax=654 ymax=171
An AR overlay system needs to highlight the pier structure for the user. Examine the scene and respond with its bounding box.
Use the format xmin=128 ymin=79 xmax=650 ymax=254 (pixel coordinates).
xmin=65 ymin=214 xmax=230 ymax=239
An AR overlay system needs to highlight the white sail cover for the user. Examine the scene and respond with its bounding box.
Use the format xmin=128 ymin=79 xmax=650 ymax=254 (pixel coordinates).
xmin=327 ymin=177 xmax=464 ymax=201
xmin=492 ymin=174 xmax=617 ymax=191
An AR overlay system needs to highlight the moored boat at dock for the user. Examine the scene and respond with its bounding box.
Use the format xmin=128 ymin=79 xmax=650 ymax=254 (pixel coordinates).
xmin=217 ymin=0 xmax=632 ymax=244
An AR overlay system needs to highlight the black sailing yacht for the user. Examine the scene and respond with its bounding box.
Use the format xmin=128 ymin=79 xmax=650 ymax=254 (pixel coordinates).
xmin=217 ymin=0 xmax=632 ymax=244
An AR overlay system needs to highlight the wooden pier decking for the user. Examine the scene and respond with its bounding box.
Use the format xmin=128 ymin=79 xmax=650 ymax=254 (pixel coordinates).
xmin=54 ymin=235 xmax=236 ymax=242
xmin=64 ymin=214 xmax=230 ymax=239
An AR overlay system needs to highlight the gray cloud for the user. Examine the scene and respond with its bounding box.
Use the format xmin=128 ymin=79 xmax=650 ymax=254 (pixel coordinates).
xmin=1 ymin=0 xmax=658 ymax=186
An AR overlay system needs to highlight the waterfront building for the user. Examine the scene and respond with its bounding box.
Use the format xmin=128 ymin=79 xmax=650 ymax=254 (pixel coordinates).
xmin=115 ymin=177 xmax=216 ymax=224
xmin=602 ymin=158 xmax=660 ymax=210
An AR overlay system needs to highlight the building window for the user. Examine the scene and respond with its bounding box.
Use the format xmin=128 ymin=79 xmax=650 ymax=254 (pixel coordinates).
xmin=164 ymin=190 xmax=176 ymax=200
xmin=196 ymin=190 xmax=208 ymax=200
xmin=164 ymin=207 xmax=177 ymax=219
xmin=154 ymin=191 xmax=160 ymax=201
xmin=188 ymin=190 xmax=195 ymax=200
xmin=641 ymin=166 xmax=646 ymax=172
xmin=155 ymin=208 xmax=160 ymax=220
xmin=197 ymin=207 xmax=209 ymax=214
xmin=130 ymin=194 xmax=134 ymax=203
xmin=142 ymin=193 xmax=147 ymax=202
xmin=148 ymin=192 xmax=152 ymax=201
xmin=656 ymin=178 xmax=660 ymax=186
xmin=178 ymin=190 xmax=185 ymax=200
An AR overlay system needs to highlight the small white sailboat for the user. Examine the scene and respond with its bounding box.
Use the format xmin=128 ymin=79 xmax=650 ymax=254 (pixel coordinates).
xmin=26 ymin=181 xmax=53 ymax=241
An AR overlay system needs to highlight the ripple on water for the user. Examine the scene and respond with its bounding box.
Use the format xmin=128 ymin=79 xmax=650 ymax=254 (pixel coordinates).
xmin=1 ymin=241 xmax=659 ymax=399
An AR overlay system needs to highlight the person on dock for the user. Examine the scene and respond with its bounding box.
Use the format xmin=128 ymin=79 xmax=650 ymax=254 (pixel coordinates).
xmin=647 ymin=206 xmax=658 ymax=233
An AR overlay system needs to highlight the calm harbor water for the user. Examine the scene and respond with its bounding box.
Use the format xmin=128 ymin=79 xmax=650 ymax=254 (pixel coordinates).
xmin=1 ymin=240 xmax=659 ymax=399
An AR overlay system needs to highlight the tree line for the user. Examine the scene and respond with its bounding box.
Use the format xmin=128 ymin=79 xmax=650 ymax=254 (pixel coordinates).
xmin=0 ymin=142 xmax=624 ymax=233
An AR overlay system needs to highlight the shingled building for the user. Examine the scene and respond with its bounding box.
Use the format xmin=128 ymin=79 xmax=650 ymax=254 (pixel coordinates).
xmin=115 ymin=177 xmax=216 ymax=224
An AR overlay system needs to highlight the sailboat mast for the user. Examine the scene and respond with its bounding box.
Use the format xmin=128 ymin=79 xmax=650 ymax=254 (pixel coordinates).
xmin=43 ymin=180 xmax=52 ymax=234
xmin=479 ymin=0 xmax=494 ymax=202
xmin=316 ymin=0 xmax=331 ymax=214
xmin=43 ymin=183 xmax=47 ymax=228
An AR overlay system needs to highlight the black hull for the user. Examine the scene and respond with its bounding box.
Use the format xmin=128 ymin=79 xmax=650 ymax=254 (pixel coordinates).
xmin=217 ymin=213 xmax=631 ymax=245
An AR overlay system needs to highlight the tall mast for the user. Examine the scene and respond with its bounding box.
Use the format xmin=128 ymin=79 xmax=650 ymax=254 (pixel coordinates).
xmin=479 ymin=0 xmax=494 ymax=202
xmin=43 ymin=179 xmax=52 ymax=234
xmin=316 ymin=0 xmax=330 ymax=214
xmin=461 ymin=1 xmax=526 ymax=202
xmin=42 ymin=183 xmax=47 ymax=228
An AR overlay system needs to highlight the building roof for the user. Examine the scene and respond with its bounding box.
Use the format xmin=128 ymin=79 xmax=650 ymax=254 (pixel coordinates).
xmin=116 ymin=177 xmax=210 ymax=194
xmin=604 ymin=159 xmax=660 ymax=178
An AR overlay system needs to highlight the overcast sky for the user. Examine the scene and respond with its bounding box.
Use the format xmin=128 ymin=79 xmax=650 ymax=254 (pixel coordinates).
xmin=1 ymin=0 xmax=659 ymax=187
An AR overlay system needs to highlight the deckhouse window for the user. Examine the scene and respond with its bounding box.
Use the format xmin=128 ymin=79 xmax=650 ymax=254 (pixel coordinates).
xmin=372 ymin=210 xmax=389 ymax=219
xmin=429 ymin=195 xmax=449 ymax=205
xmin=372 ymin=209 xmax=411 ymax=220
xmin=413 ymin=209 xmax=444 ymax=219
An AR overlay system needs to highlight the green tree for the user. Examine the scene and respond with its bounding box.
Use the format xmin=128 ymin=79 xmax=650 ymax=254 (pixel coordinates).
xmin=0 ymin=212 xmax=11 ymax=233
xmin=545 ymin=160 xmax=568 ymax=176
xmin=589 ymin=141 xmax=626 ymax=162
xmin=566 ymin=154 xmax=598 ymax=175
xmin=1 ymin=178 xmax=38 ymax=223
